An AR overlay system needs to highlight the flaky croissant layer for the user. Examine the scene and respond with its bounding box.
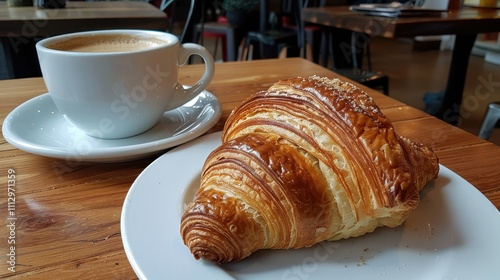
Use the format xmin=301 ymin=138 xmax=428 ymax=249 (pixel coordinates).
xmin=180 ymin=76 xmax=439 ymax=263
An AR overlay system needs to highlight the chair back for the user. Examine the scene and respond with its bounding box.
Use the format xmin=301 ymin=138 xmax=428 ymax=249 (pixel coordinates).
xmin=159 ymin=0 xmax=197 ymax=43
xmin=255 ymin=0 xmax=305 ymax=50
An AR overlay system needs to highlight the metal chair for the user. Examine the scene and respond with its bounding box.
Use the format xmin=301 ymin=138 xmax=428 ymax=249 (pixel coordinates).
xmin=242 ymin=0 xmax=327 ymax=62
xmin=479 ymin=102 xmax=500 ymax=140
xmin=321 ymin=28 xmax=390 ymax=95
xmin=158 ymin=0 xmax=197 ymax=43
xmin=243 ymin=0 xmax=303 ymax=60
xmin=282 ymin=0 xmax=325 ymax=63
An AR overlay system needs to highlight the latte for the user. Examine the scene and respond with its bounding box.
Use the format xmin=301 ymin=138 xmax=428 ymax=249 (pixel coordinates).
xmin=48 ymin=34 xmax=167 ymax=53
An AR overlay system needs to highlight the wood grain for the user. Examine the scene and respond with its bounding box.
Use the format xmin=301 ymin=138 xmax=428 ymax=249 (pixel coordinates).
xmin=302 ymin=6 xmax=500 ymax=38
xmin=0 ymin=58 xmax=498 ymax=279
xmin=0 ymin=1 xmax=167 ymax=37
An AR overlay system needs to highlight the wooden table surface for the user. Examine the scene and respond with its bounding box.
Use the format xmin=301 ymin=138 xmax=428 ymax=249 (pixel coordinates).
xmin=0 ymin=1 xmax=168 ymax=37
xmin=1 ymin=58 xmax=499 ymax=278
xmin=302 ymin=6 xmax=500 ymax=38
xmin=302 ymin=5 xmax=500 ymax=125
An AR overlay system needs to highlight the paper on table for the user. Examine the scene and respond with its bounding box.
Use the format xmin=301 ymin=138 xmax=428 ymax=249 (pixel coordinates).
xmin=350 ymin=2 xmax=447 ymax=17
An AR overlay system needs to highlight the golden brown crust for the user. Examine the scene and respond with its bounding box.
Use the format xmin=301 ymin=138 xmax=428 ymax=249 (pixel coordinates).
xmin=181 ymin=76 xmax=439 ymax=263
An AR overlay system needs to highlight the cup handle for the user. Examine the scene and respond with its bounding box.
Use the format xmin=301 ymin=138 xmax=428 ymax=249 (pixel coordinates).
xmin=165 ymin=43 xmax=215 ymax=111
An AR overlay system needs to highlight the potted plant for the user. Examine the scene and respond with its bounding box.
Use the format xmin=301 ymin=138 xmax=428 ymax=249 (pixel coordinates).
xmin=222 ymin=0 xmax=259 ymax=27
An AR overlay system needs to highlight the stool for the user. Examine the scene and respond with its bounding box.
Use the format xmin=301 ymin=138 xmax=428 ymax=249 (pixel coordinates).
xmin=479 ymin=102 xmax=500 ymax=140
xmin=195 ymin=16 xmax=238 ymax=61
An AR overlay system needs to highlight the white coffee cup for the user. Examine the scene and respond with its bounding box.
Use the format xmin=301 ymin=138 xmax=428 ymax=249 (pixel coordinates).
xmin=36 ymin=29 xmax=215 ymax=139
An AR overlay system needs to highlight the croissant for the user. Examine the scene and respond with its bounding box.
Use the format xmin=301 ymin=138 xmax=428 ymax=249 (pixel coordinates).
xmin=180 ymin=76 xmax=439 ymax=263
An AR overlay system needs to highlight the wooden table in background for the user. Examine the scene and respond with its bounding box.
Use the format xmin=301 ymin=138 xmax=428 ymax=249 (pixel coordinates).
xmin=0 ymin=1 xmax=167 ymax=78
xmin=0 ymin=1 xmax=167 ymax=37
xmin=302 ymin=6 xmax=500 ymax=125
xmin=1 ymin=58 xmax=499 ymax=278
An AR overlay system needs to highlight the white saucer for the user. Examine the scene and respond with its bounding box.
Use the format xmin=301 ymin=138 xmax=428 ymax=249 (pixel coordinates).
xmin=2 ymin=91 xmax=222 ymax=162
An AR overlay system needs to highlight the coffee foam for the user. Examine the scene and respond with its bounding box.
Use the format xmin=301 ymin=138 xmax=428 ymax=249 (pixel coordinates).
xmin=48 ymin=34 xmax=168 ymax=53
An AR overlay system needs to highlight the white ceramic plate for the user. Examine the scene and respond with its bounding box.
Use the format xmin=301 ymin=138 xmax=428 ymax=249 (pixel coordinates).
xmin=2 ymin=91 xmax=221 ymax=162
xmin=121 ymin=132 xmax=500 ymax=280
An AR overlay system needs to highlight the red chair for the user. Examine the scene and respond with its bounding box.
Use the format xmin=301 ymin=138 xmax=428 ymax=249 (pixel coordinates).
xmin=195 ymin=15 xmax=236 ymax=61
